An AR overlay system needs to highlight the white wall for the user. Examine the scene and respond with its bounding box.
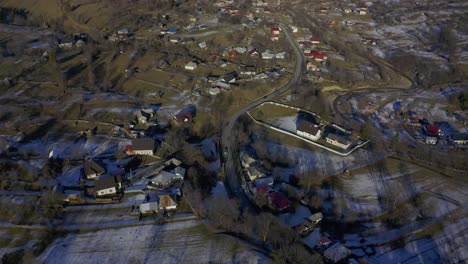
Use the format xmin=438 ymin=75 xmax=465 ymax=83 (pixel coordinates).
xmin=97 ymin=187 xmax=116 ymax=197
xmin=134 ymin=150 xmax=154 ymax=155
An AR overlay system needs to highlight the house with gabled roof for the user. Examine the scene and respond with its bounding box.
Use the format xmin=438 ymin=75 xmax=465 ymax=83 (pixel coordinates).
xmin=83 ymin=160 xmax=105 ymax=180
xmin=297 ymin=120 xmax=322 ymax=141
xmin=325 ymin=133 xmax=352 ymax=150
xmin=94 ymin=175 xmax=123 ymax=197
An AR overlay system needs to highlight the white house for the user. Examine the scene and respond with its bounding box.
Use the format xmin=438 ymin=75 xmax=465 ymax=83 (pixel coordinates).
xmin=297 ymin=120 xmax=321 ymax=141
xmin=247 ymin=166 xmax=265 ymax=181
xmin=425 ymin=136 xmax=438 ymax=145
xmin=261 ymin=50 xmax=275 ymax=59
xmin=275 ymin=52 xmax=287 ymax=59
xmin=140 ymin=202 xmax=159 ymax=214
xmin=240 ymin=66 xmax=257 ymax=76
xmin=185 ymin=61 xmax=198 ymax=70
xmin=94 ymin=175 xmax=123 ymax=197
xmin=325 ymin=133 xmax=352 ymax=150
xmin=198 ymin=42 xmax=207 ymax=49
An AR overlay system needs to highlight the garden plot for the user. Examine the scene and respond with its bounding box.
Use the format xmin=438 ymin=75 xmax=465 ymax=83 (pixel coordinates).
xmin=38 ymin=220 xmax=268 ymax=264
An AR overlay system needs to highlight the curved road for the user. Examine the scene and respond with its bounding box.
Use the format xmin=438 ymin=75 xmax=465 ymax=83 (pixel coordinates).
xmin=221 ymin=24 xmax=305 ymax=194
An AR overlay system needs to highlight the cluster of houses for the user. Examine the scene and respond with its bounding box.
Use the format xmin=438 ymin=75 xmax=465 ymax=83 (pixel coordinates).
xmin=239 ymin=151 xmax=293 ymax=212
xmin=295 ymin=112 xmax=353 ymax=150
xmin=108 ymin=28 xmax=132 ymax=42
xmin=64 ymin=137 xmax=184 ymax=217
xmin=57 ymin=33 xmax=88 ymax=50
xmin=407 ymin=113 xmax=468 ymax=146
xmin=294 ymin=212 xmax=366 ymax=263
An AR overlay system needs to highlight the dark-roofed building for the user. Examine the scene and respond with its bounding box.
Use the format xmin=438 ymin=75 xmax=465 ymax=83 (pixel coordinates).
xmin=131 ymin=138 xmax=157 ymax=155
xmin=174 ymin=112 xmax=193 ymax=124
xmin=325 ymin=133 xmax=352 ymax=150
xmin=94 ymin=175 xmax=123 ymax=197
xmin=268 ymin=191 xmax=290 ymax=211
xmin=451 ymin=133 xmax=468 ymax=145
xmin=297 ymin=120 xmax=321 ymax=141
xmin=83 ymin=160 xmax=105 ymax=180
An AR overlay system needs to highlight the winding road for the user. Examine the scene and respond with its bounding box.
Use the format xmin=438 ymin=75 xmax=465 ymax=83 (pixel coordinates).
xmin=221 ymin=24 xmax=305 ymax=194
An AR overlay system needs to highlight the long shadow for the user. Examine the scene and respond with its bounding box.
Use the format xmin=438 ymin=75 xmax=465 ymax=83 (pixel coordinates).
xmin=65 ymin=63 xmax=86 ymax=80
xmin=57 ymin=51 xmax=83 ymax=64
xmin=20 ymin=118 xmax=57 ymax=143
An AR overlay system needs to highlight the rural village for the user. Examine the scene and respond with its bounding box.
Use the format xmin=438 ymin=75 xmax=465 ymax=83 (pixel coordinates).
xmin=0 ymin=0 xmax=467 ymax=263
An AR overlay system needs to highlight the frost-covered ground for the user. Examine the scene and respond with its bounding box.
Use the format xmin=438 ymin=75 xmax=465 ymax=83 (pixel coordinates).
xmin=38 ymin=220 xmax=268 ymax=264
xmin=264 ymin=141 xmax=385 ymax=177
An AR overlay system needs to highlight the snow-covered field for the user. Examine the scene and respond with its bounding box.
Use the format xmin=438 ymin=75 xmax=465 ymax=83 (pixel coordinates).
xmin=38 ymin=220 xmax=268 ymax=264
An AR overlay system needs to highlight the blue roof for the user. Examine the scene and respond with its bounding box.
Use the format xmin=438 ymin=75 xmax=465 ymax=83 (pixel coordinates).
xmin=168 ymin=28 xmax=176 ymax=33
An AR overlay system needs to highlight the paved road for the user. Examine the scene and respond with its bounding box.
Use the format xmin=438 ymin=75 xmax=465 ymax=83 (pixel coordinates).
xmin=221 ymin=24 xmax=305 ymax=194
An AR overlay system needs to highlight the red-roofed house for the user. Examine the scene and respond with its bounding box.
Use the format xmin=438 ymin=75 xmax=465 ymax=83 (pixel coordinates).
xmin=311 ymin=37 xmax=321 ymax=44
xmin=271 ymin=27 xmax=281 ymax=34
xmin=307 ymin=61 xmax=320 ymax=72
xmin=174 ymin=112 xmax=193 ymax=124
xmin=425 ymin=124 xmax=441 ymax=137
xmin=227 ymin=49 xmax=239 ymax=58
xmin=125 ymin=145 xmax=134 ymax=155
xmin=269 ymin=191 xmax=290 ymax=211
xmin=319 ymin=236 xmax=332 ymax=247
xmin=305 ymin=50 xmax=328 ymax=62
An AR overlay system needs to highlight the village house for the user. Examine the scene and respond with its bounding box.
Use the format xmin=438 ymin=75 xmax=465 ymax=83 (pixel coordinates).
xmin=275 ymin=52 xmax=287 ymax=59
xmin=310 ymin=37 xmax=320 ymax=45
xmin=213 ymin=80 xmax=231 ymax=89
xmin=158 ymin=194 xmax=177 ymax=212
xmin=148 ymin=169 xmax=185 ymax=189
xmin=185 ymin=61 xmax=198 ymax=71
xmin=240 ymin=65 xmax=256 ymax=76
xmin=319 ymin=236 xmax=332 ymax=248
xmin=294 ymin=212 xmax=323 ymax=236
xmin=240 ymin=152 xmax=257 ymax=168
xmin=268 ymin=191 xmax=290 ymax=211
xmin=234 ymin=47 xmax=247 ymax=54
xmin=261 ymin=50 xmax=275 ymax=59
xmin=136 ymin=109 xmax=152 ymax=124
xmin=326 ymin=133 xmax=352 ymax=150
xmin=425 ymin=136 xmax=438 ymax=145
xmin=308 ymin=212 xmax=323 ymax=224
xmin=323 ymin=243 xmax=351 ymax=263
xmin=246 ymin=166 xmax=265 ymax=181
xmin=425 ymin=124 xmax=442 ymax=137
xmin=227 ymin=49 xmax=239 ymax=58
xmin=174 ymin=112 xmax=193 ymax=124
xmin=127 ymin=138 xmax=157 ymax=156
xmin=305 ymin=51 xmax=328 ymax=62
xmin=220 ymin=72 xmax=238 ymax=83
xmin=248 ymin=47 xmax=260 ymax=57
xmin=198 ymin=41 xmax=207 ymax=49
xmin=83 ymin=160 xmax=105 ymax=180
xmin=307 ymin=61 xmax=320 ymax=72
xmin=94 ymin=175 xmax=123 ymax=198
xmin=271 ymin=27 xmax=281 ymax=35
xmin=140 ymin=201 xmax=158 ymax=215
xmin=297 ymin=120 xmax=322 ymax=141
xmin=451 ymin=133 xmax=468 ymax=145
xmin=167 ymin=28 xmax=177 ymax=34
xmin=254 ymin=177 xmax=274 ymax=188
